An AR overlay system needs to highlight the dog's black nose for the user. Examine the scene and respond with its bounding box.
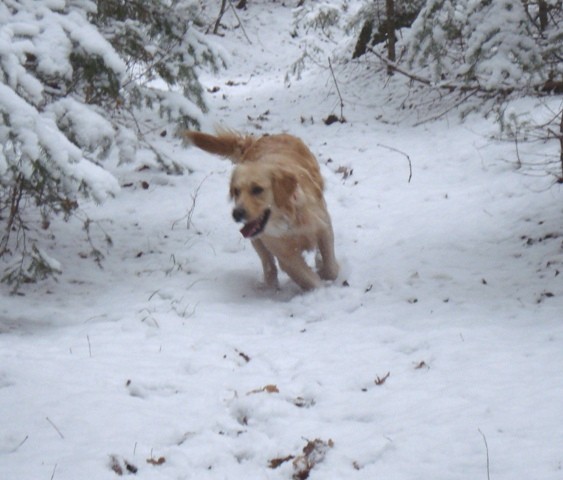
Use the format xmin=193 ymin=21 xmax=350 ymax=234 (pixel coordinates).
xmin=232 ymin=207 xmax=246 ymax=223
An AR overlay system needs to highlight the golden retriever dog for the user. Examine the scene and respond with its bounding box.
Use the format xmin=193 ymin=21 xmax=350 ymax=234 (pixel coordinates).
xmin=183 ymin=130 xmax=339 ymax=290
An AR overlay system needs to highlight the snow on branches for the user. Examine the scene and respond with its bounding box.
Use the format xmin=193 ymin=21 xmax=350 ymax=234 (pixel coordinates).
xmin=0 ymin=0 xmax=223 ymax=287
xmin=406 ymin=0 xmax=544 ymax=91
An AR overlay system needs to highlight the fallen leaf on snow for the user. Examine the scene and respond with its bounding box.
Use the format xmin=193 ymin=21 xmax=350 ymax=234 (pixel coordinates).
xmin=293 ymin=396 xmax=316 ymax=408
xmin=247 ymin=384 xmax=279 ymax=395
xmin=146 ymin=456 xmax=166 ymax=466
xmin=109 ymin=455 xmax=137 ymax=475
xmin=235 ymin=349 xmax=251 ymax=363
xmin=292 ymin=438 xmax=334 ymax=480
xmin=375 ymin=372 xmax=390 ymax=385
xmin=268 ymin=455 xmax=294 ymax=469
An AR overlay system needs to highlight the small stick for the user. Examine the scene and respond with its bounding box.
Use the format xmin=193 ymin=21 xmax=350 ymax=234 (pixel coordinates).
xmin=328 ymin=58 xmax=345 ymax=122
xmin=87 ymin=335 xmax=92 ymax=358
xmin=12 ymin=435 xmax=28 ymax=452
xmin=50 ymin=463 xmax=58 ymax=480
xmin=227 ymin=0 xmax=252 ymax=44
xmin=514 ymin=132 xmax=522 ymax=169
xmin=377 ymin=143 xmax=413 ymax=183
xmin=375 ymin=372 xmax=390 ymax=385
xmin=559 ymin=107 xmax=563 ymax=180
xmin=478 ymin=429 xmax=491 ymax=480
xmin=46 ymin=417 xmax=64 ymax=439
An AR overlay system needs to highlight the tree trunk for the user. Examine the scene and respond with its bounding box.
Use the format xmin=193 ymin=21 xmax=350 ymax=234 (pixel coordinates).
xmin=385 ymin=0 xmax=396 ymax=75
xmin=559 ymin=108 xmax=563 ymax=182
xmin=538 ymin=0 xmax=548 ymax=32
xmin=352 ymin=20 xmax=374 ymax=59
xmin=213 ymin=0 xmax=228 ymax=34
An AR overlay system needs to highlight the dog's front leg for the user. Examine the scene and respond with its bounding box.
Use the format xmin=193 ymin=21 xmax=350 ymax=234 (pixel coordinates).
xmin=251 ymin=239 xmax=278 ymax=288
xmin=278 ymin=255 xmax=322 ymax=291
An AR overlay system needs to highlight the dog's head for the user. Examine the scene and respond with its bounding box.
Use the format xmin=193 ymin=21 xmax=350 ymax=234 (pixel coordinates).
xmin=229 ymin=163 xmax=298 ymax=238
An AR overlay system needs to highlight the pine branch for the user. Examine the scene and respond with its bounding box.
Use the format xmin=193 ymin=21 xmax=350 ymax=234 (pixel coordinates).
xmin=366 ymin=46 xmax=512 ymax=96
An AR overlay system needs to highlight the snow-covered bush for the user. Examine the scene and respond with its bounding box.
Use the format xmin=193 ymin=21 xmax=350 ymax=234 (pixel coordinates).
xmin=0 ymin=0 xmax=222 ymax=288
xmin=287 ymin=1 xmax=350 ymax=81
xmin=292 ymin=0 xmax=562 ymax=95
xmin=91 ymin=0 xmax=223 ymax=128
xmin=406 ymin=0 xmax=551 ymax=92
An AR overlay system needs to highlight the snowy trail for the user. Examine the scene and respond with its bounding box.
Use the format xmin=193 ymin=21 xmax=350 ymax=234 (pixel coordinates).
xmin=1 ymin=2 xmax=563 ymax=480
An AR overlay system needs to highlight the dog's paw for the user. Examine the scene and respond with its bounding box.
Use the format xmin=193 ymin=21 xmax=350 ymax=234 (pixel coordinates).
xmin=318 ymin=263 xmax=339 ymax=281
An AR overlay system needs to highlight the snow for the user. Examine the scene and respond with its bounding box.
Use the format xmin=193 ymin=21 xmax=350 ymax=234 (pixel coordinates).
xmin=61 ymin=11 xmax=126 ymax=77
xmin=35 ymin=21 xmax=72 ymax=80
xmin=1 ymin=2 xmax=563 ymax=480
xmin=47 ymin=97 xmax=115 ymax=154
xmin=0 ymin=81 xmax=120 ymax=202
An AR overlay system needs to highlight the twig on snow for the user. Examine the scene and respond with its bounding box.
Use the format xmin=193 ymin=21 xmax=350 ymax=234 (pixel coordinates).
xmin=375 ymin=372 xmax=390 ymax=385
xmin=46 ymin=417 xmax=64 ymax=439
xmin=12 ymin=435 xmax=29 ymax=452
xmin=514 ymin=131 xmax=522 ymax=170
xmin=478 ymin=429 xmax=491 ymax=480
xmin=377 ymin=143 xmax=413 ymax=183
xmin=172 ymin=174 xmax=212 ymax=231
xmin=328 ymin=58 xmax=345 ymax=123
xmin=227 ymin=0 xmax=252 ymax=45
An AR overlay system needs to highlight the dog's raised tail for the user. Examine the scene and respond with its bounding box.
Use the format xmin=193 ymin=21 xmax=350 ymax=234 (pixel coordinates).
xmin=183 ymin=130 xmax=251 ymax=163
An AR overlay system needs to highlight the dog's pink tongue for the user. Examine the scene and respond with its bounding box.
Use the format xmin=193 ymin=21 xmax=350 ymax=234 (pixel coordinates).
xmin=240 ymin=221 xmax=257 ymax=238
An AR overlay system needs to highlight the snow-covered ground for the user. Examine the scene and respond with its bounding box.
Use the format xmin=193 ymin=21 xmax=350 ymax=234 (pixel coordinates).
xmin=1 ymin=3 xmax=562 ymax=480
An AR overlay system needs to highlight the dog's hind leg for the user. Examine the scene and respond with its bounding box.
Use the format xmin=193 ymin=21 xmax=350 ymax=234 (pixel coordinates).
xmin=316 ymin=223 xmax=339 ymax=281
xmin=251 ymin=239 xmax=278 ymax=288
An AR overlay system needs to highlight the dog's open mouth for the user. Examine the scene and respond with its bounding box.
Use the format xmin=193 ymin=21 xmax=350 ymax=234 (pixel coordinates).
xmin=240 ymin=209 xmax=271 ymax=238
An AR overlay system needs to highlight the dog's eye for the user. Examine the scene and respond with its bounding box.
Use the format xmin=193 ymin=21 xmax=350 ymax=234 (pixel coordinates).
xmin=251 ymin=185 xmax=264 ymax=196
xmin=232 ymin=188 xmax=240 ymax=198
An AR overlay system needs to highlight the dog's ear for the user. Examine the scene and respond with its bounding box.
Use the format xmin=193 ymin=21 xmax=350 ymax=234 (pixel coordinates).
xmin=271 ymin=168 xmax=298 ymax=211
xmin=229 ymin=172 xmax=237 ymax=199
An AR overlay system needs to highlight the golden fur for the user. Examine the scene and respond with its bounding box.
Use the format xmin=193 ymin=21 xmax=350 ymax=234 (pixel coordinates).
xmin=183 ymin=130 xmax=339 ymax=290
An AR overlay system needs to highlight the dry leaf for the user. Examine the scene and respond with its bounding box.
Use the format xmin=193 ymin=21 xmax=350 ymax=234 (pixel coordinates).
xmin=292 ymin=438 xmax=334 ymax=480
xmin=268 ymin=455 xmax=294 ymax=469
xmin=375 ymin=372 xmax=390 ymax=385
xmin=146 ymin=456 xmax=166 ymax=466
xmin=235 ymin=349 xmax=251 ymax=362
xmin=124 ymin=461 xmax=137 ymax=474
xmin=109 ymin=455 xmax=137 ymax=475
xmin=293 ymin=396 xmax=315 ymax=408
xmin=109 ymin=455 xmax=123 ymax=476
xmin=247 ymin=384 xmax=279 ymax=395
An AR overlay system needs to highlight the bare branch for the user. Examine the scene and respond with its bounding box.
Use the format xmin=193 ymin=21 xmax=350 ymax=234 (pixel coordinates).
xmin=478 ymin=429 xmax=491 ymax=480
xmin=377 ymin=143 xmax=413 ymax=183
xmin=328 ymin=58 xmax=345 ymax=122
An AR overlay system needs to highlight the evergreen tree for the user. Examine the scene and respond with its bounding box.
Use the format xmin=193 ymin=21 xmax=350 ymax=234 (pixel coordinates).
xmin=525 ymin=0 xmax=563 ymax=92
xmin=350 ymin=0 xmax=424 ymax=60
xmin=0 ymin=0 xmax=222 ymax=288
xmin=91 ymin=0 xmax=223 ymax=131
xmin=406 ymin=0 xmax=551 ymax=91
